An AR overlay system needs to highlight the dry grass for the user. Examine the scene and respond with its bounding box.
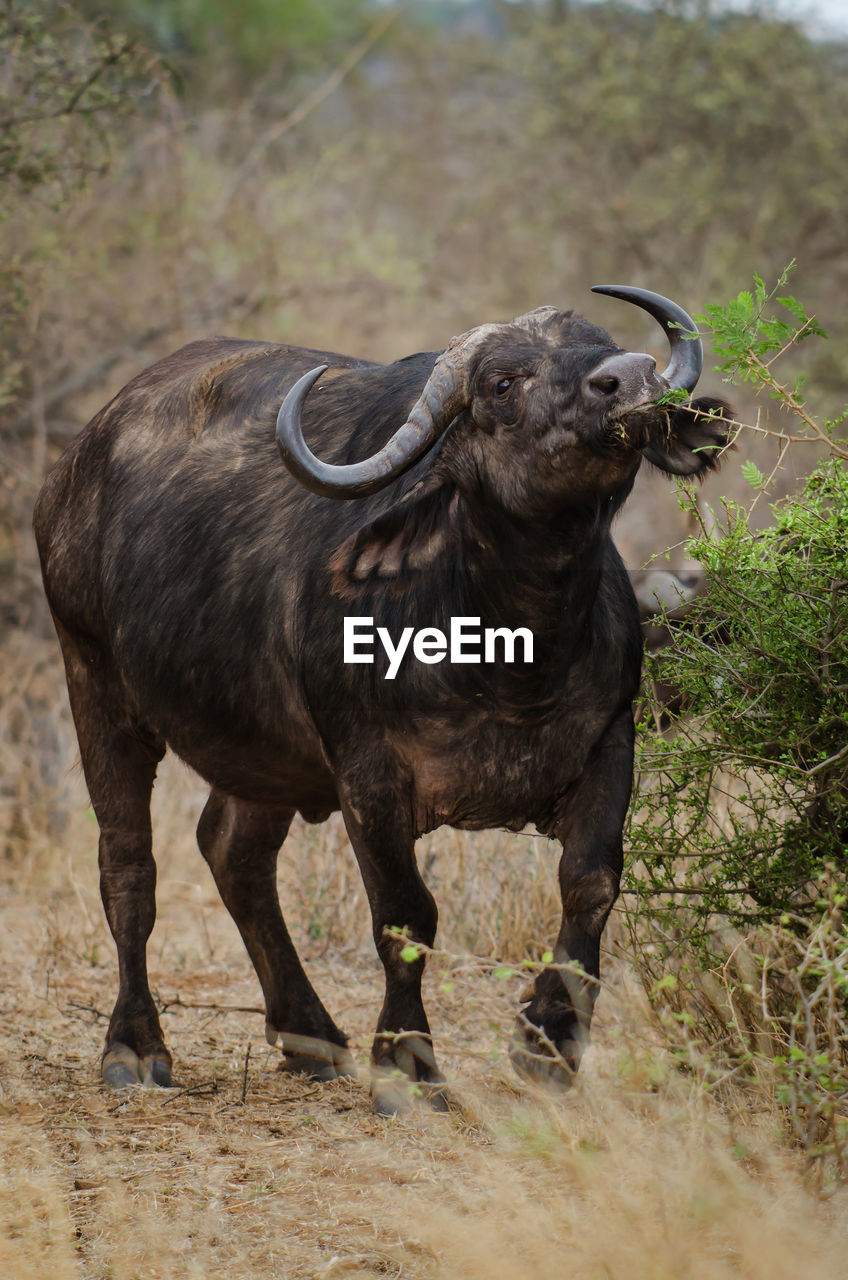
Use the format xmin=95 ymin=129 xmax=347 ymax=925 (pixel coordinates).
xmin=3 ymin=638 xmax=848 ymax=1278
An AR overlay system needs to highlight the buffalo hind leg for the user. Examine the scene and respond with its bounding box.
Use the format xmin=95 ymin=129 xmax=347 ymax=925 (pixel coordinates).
xmin=511 ymin=710 xmax=634 ymax=1086
xmin=55 ymin=622 xmax=170 ymax=1088
xmin=196 ymin=789 xmax=352 ymax=1080
xmin=339 ymin=769 xmax=445 ymax=1115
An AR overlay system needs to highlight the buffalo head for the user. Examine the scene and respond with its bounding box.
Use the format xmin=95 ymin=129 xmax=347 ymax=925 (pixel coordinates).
xmin=276 ymin=286 xmax=731 ymax=519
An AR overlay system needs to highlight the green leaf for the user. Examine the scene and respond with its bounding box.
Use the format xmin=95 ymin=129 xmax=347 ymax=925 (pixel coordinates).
xmin=736 ymin=289 xmax=754 ymax=318
xmin=652 ymin=974 xmax=678 ymax=994
xmin=656 ymin=386 xmax=690 ymax=406
xmin=740 ymin=460 xmax=767 ymax=489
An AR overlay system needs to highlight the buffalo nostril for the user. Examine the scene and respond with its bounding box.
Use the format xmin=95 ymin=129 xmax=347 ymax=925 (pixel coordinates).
xmin=590 ymin=375 xmax=620 ymax=396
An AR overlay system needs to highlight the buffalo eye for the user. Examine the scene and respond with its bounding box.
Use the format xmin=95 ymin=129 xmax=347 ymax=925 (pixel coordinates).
xmin=494 ymin=378 xmax=514 ymax=398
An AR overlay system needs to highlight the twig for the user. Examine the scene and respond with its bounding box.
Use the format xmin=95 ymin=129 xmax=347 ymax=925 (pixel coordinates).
xmin=619 ymin=886 xmax=753 ymax=896
xmin=241 ymin=1042 xmax=251 ymax=1104
xmin=159 ymin=995 xmax=265 ymax=1016
xmin=64 ymin=998 xmax=108 ymax=1022
xmin=741 ymin=348 xmax=848 ymax=460
xmin=63 ymin=40 xmax=136 ymax=116
xmin=806 ymin=740 xmax=848 ymax=778
xmin=161 ymin=1078 xmax=219 ymax=1105
xmin=0 ymin=41 xmax=136 ymax=130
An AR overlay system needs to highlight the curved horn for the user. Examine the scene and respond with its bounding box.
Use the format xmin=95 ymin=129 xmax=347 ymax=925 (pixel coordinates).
xmin=276 ymin=331 xmax=491 ymax=499
xmin=590 ymin=285 xmax=703 ymax=392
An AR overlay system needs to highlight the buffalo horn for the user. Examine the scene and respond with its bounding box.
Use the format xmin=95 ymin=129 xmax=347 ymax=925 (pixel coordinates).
xmin=276 ymin=327 xmax=498 ymax=499
xmin=590 ymin=285 xmax=703 ymax=392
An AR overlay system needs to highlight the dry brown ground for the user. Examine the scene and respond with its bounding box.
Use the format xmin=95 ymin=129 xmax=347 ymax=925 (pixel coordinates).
xmin=2 ymin=642 xmax=848 ymax=1279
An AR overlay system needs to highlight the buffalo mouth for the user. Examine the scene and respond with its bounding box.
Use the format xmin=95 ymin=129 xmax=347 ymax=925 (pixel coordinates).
xmin=608 ymin=401 xmax=673 ymax=452
xmin=587 ymin=399 xmax=667 ymax=457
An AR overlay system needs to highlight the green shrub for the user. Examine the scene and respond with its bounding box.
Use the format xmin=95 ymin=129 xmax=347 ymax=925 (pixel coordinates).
xmin=629 ymin=455 xmax=848 ymax=956
xmin=0 ymin=1 xmax=162 ymax=213
xmin=625 ymin=271 xmax=848 ymax=1175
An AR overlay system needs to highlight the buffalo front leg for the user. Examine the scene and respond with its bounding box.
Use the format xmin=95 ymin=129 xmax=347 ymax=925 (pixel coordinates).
xmin=512 ymin=710 xmax=635 ymax=1086
xmin=196 ymin=789 xmax=352 ymax=1080
xmin=55 ymin=623 xmax=170 ymax=1088
xmin=339 ymin=773 xmax=444 ymax=1114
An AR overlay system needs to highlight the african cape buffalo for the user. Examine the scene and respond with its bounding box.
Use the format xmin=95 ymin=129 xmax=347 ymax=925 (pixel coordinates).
xmin=34 ymin=286 xmax=730 ymax=1111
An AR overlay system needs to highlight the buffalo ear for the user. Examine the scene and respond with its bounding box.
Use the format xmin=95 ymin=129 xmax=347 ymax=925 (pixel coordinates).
xmin=330 ymin=480 xmax=460 ymax=598
xmin=644 ymin=396 xmax=735 ymax=478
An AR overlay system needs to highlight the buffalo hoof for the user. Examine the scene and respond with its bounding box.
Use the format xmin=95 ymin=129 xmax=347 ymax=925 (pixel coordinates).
xmin=102 ymin=1043 xmax=172 ymax=1089
xmin=265 ymin=1024 xmax=355 ymax=1082
xmin=370 ymin=1031 xmax=449 ymax=1116
xmin=371 ymin=1069 xmax=451 ymax=1117
xmin=508 ymin=1021 xmax=582 ymax=1090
